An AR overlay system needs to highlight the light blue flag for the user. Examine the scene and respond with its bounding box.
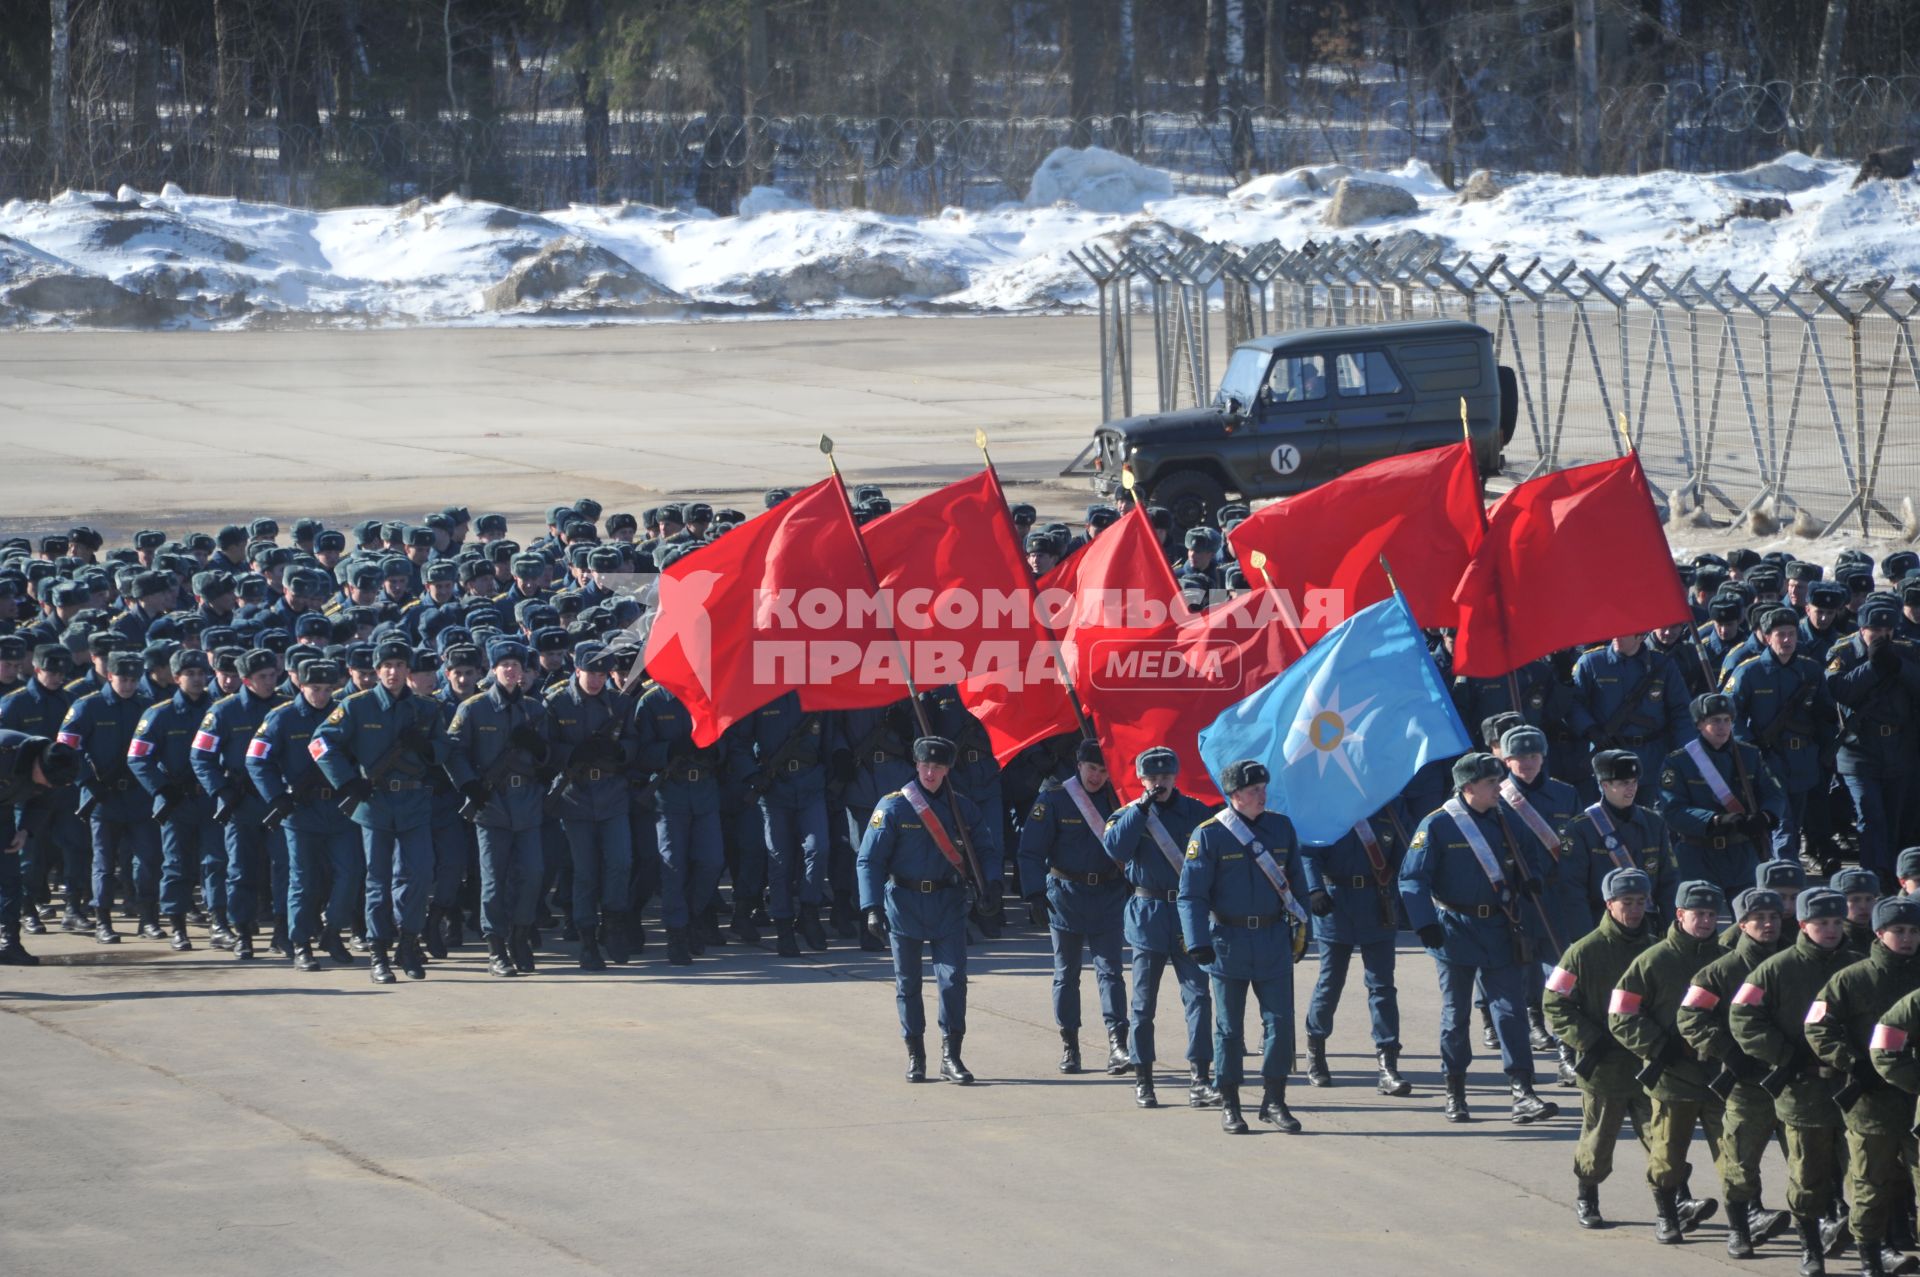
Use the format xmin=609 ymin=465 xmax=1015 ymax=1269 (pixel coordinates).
xmin=1197 ymin=591 xmax=1470 ymax=846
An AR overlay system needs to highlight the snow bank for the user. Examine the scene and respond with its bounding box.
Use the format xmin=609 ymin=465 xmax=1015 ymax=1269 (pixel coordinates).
xmin=0 ymin=150 xmax=1912 ymax=329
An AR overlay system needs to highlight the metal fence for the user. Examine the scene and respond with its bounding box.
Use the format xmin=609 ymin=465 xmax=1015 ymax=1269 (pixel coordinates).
xmin=5 ymin=74 xmax=1919 ymax=213
xmin=1072 ymin=237 xmax=1920 ymax=538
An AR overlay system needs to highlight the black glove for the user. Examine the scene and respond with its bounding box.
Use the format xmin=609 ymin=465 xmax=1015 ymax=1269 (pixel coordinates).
xmin=1515 ymin=875 xmax=1542 ymax=898
xmin=1729 ymin=1050 xmax=1768 ymax=1082
xmin=459 ymin=780 xmax=491 ymax=808
xmin=829 ymin=750 xmax=857 ymax=787
xmin=1188 ymin=944 xmax=1216 ymax=965
xmin=400 ymin=723 xmax=434 ymax=751
xmin=335 ymin=777 xmax=372 ymax=808
xmin=1417 ymin=923 xmax=1446 ymax=949
xmin=162 ymin=779 xmax=195 ymax=802
xmin=510 ymin=725 xmax=545 ymax=753
xmin=210 ymin=787 xmax=239 ymax=825
xmin=1741 ymin=814 xmax=1772 ymax=843
xmin=1308 ymin=889 xmax=1335 ymax=917
xmin=1761 ymin=810 xmax=1781 ymax=830
xmin=865 ymin=908 xmax=889 ymax=940
xmin=1025 ymin=892 xmax=1049 ymax=923
xmin=1655 ymin=1034 xmax=1684 ymax=1066
xmin=1873 ymin=641 xmax=1901 ymax=675
xmin=1709 ymin=812 xmax=1744 ymax=830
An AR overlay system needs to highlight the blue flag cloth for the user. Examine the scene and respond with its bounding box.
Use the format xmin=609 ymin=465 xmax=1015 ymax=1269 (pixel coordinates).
xmin=1197 ymin=592 xmax=1470 ymax=846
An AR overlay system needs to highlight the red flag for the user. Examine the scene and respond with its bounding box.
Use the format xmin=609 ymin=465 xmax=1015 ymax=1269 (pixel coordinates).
xmin=1083 ymin=586 xmax=1307 ymax=802
xmin=800 ymin=470 xmax=1041 ymax=712
xmin=1450 ymin=452 xmax=1689 ymax=677
xmin=958 ymin=546 xmax=1083 ymax=764
xmin=643 ymin=476 xmax=871 ymax=745
xmin=1226 ymin=443 xmax=1486 ymax=639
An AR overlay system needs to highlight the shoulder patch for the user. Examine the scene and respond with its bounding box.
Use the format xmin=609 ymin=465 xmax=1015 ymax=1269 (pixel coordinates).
xmin=1409 ymin=830 xmax=1426 ymax=850
xmin=198 ymin=711 xmax=217 ymax=730
xmin=868 ymin=809 xmax=885 ymax=829
xmin=1661 ymin=769 xmax=1678 ymax=786
xmin=324 ymin=706 xmax=346 ymax=726
xmin=1029 ymin=799 xmax=1048 ymax=820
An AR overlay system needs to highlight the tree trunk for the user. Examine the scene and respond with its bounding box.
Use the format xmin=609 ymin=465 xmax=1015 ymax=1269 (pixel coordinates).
xmin=1066 ymin=0 xmax=1100 ymax=143
xmin=1809 ymin=0 xmax=1849 ymax=155
xmin=48 ymin=0 xmax=70 ymax=194
xmin=1264 ymin=0 xmax=1288 ymax=110
xmin=1114 ymin=0 xmax=1136 ymax=153
xmin=1203 ymin=0 xmax=1224 ymax=116
xmin=745 ymin=0 xmax=770 ymax=190
xmin=1572 ymin=0 xmax=1601 ymax=174
xmin=1223 ymin=0 xmax=1252 ymax=177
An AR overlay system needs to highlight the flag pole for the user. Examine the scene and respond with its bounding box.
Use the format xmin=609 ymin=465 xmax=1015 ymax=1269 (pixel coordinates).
xmin=978 ymin=429 xmax=1098 ymax=741
xmin=821 ymin=434 xmax=997 ymax=915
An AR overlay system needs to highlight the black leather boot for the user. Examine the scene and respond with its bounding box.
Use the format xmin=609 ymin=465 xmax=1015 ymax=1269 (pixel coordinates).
xmin=138 ymin=905 xmax=167 ymax=940
xmin=444 ymin=906 xmax=465 ymax=949
xmin=234 ymin=926 xmax=256 ymax=960
xmin=1556 ymin=1042 xmax=1580 ymax=1087
xmin=322 ymin=929 xmax=354 ymax=965
xmin=1509 ymin=1079 xmax=1559 ymax=1123
xmin=686 ymin=920 xmax=706 ymax=956
xmin=293 ymin=942 xmax=321 ymax=972
xmin=578 ymin=925 xmax=606 ymax=971
xmin=940 ymin=1034 xmax=973 ymax=1084
xmin=1257 ymin=1080 xmax=1302 ymax=1133
xmin=369 ymin=943 xmax=396 ymax=984
xmin=1675 ymin=1182 xmax=1719 ymax=1233
xmin=486 ymin=934 xmax=517 ymax=977
xmin=94 ymin=914 xmax=121 ymax=945
xmin=1724 ymin=1199 xmax=1755 ymax=1257
xmin=1188 ymin=1064 xmax=1220 ymax=1108
xmin=602 ymin=912 xmax=630 ymax=964
xmin=1752 ymin=1201 xmax=1791 ymax=1243
xmin=1528 ymin=1006 xmax=1556 ymax=1052
xmin=1797 ymin=1214 xmax=1828 ymax=1276
xmin=0 ymin=926 xmax=38 ymax=966
xmin=508 ymin=925 xmax=536 ymax=973
xmin=1654 ymin=1188 xmax=1684 ymax=1244
xmin=269 ymin=917 xmax=289 ymax=956
xmin=1306 ymin=1035 xmax=1332 ymax=1087
xmin=1058 ymin=1030 xmax=1082 ymax=1074
xmin=1135 ymin=1062 xmax=1158 ymax=1108
xmin=1376 ymin=1047 xmax=1412 ymax=1096
xmin=1219 ymin=1085 xmax=1249 ymax=1134
xmin=1575 ymin=1180 xmax=1603 ymax=1230
xmin=423 ymin=906 xmax=449 ymax=959
xmin=1106 ymin=1024 xmax=1131 ymax=1074
xmin=666 ymin=927 xmax=693 ymax=966
xmin=1823 ymin=1215 xmax=1853 ymax=1260
xmin=775 ymin=919 xmax=801 ymax=957
xmin=798 ymin=903 xmax=827 ymax=951
xmin=1479 ymin=1005 xmax=1497 ymax=1050
xmin=728 ymin=897 xmax=762 ymax=944
xmin=1861 ymin=1242 xmax=1890 ymax=1276
xmin=168 ymin=912 xmax=192 ymax=952
xmin=397 ymin=932 xmax=426 ymax=980
xmin=1444 ymin=1072 xmax=1471 ymax=1122
xmin=905 ymin=1035 xmax=927 ymax=1082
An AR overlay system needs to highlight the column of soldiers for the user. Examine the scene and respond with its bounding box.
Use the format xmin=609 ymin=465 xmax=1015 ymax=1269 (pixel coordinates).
xmin=13 ymin=504 xmax=1920 ymax=1270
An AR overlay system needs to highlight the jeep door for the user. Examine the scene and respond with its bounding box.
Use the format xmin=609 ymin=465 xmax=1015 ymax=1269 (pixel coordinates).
xmin=1327 ymin=348 xmax=1416 ymax=473
xmin=1245 ymin=353 xmax=1341 ymax=495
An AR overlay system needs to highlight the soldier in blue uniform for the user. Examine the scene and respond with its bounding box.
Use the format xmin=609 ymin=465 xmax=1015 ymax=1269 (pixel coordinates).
xmin=1571 ymin=633 xmax=1693 ymax=796
xmin=832 ymin=700 xmax=917 ymax=953
xmin=858 ymin=736 xmax=998 ymax=1085
xmin=311 ymin=637 xmax=448 ymax=985
xmin=128 ymin=648 xmax=217 ymax=950
xmin=1564 ymin=750 xmax=1675 ymax=918
xmin=547 ymin=642 xmax=636 ymax=970
xmin=447 ymin=638 xmax=552 ymax=979
xmin=1103 ymin=745 xmax=1220 ymax=1109
xmin=59 ymin=651 xmax=160 ymax=945
xmin=1299 ymin=795 xmax=1414 ymax=1098
xmin=1 ymin=645 xmax=86 ymax=934
xmin=1399 ymin=752 xmax=1561 ymax=1125
xmin=1179 ymin=758 xmax=1308 ymax=1134
xmin=1657 ymin=693 xmax=1787 ymax=899
xmin=1826 ymin=600 xmax=1920 ymax=882
xmin=1725 ymin=607 xmax=1835 ymax=863
xmin=920 ymin=686 xmax=1007 ymax=936
xmin=0 ymin=731 xmax=81 ymax=965
xmin=1018 ymin=739 xmax=1130 ymax=1076
xmin=1799 ymin=582 xmax=1852 ymax=666
xmin=243 ymin=659 xmax=352 ymax=969
xmin=190 ymin=648 xmax=287 ymax=960
xmin=1453 ymin=656 xmax=1581 ymax=786
xmin=747 ymin=691 xmax=831 ymax=956
xmin=1494 ymin=723 xmax=1587 ymax=1065
xmin=634 ymin=676 xmax=725 ymax=966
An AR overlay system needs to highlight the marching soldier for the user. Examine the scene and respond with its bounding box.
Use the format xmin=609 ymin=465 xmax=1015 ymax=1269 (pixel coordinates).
xmin=0 ymin=732 xmax=81 ymax=965
xmin=1726 ymin=607 xmax=1836 ymax=862
xmin=747 ymin=691 xmax=831 ymax=956
xmin=634 ymin=677 xmax=727 ymax=965
xmin=1017 ymin=739 xmax=1129 ymax=1076
xmin=190 ymin=647 xmax=287 ymax=959
xmin=1804 ymin=894 xmax=1920 ymax=1276
xmin=1493 ymin=723 xmax=1585 ymax=1064
xmin=446 ymin=639 xmax=552 ymax=979
xmin=546 ymin=642 xmax=637 ymax=970
xmin=59 ymin=651 xmax=160 ymax=945
xmin=127 ymin=649 xmax=217 ymax=950
xmin=1180 ymin=759 xmax=1308 ymax=1134
xmin=1608 ymin=878 xmax=1729 ymax=1244
xmin=0 ymin=646 xmax=85 ymax=936
xmin=1299 ymin=795 xmax=1413 ymax=1097
xmin=857 ymin=736 xmax=997 ymax=1085
xmin=1729 ymin=888 xmax=1862 ymax=1275
xmin=1542 ymin=866 xmax=1657 ymax=1229
xmin=247 ymin=659 xmax=359 ymax=971
xmin=311 ymin=638 xmax=448 ymax=985
xmin=1826 ymin=599 xmax=1920 ymax=882
xmin=1572 ymin=633 xmax=1693 ymax=793
xmin=1103 ymin=745 xmax=1219 ymax=1108
xmin=1677 ymin=886 xmax=1792 ymax=1258
xmin=1658 ymin=693 xmax=1786 ymax=899
xmin=1565 ymin=749 xmax=1674 ymax=920
xmin=1400 ymin=752 xmax=1559 ymax=1125
xmin=1834 ymin=867 xmax=1881 ymax=953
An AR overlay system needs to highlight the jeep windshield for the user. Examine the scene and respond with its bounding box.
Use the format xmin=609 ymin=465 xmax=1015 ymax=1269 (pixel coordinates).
xmin=1214 ymin=347 xmax=1269 ymax=411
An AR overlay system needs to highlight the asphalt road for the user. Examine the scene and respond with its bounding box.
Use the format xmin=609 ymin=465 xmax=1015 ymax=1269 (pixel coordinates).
xmin=4 ymin=921 xmax=1793 ymax=1276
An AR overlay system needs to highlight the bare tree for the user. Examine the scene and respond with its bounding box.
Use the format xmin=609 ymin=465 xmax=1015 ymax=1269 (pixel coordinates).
xmin=1572 ymin=0 xmax=1600 ymax=175
xmin=1115 ymin=0 xmax=1137 ymax=154
xmin=47 ymin=0 xmax=69 ymax=194
xmin=1223 ymin=0 xmax=1252 ymax=177
xmin=1809 ymin=0 xmax=1849 ymax=155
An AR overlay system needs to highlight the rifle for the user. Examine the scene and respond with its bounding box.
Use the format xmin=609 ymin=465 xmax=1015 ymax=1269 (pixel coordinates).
xmin=744 ymin=713 xmax=823 ymax=798
xmin=1755 ymin=678 xmax=1820 ymax=753
xmin=150 ymin=778 xmax=196 ymax=823
xmin=556 ymin=699 xmax=624 ymax=792
xmin=261 ymin=767 xmax=332 ymax=831
xmin=1594 ymin=665 xmax=1664 ymax=747
xmin=1636 ymin=1035 xmax=1683 ymax=1089
xmin=336 ymin=702 xmax=435 ymax=816
xmin=1490 ymin=803 xmax=1562 ymax=957
xmin=1758 ymin=1043 xmax=1813 ymax=1098
xmin=1707 ymin=1064 xmax=1738 ymax=1100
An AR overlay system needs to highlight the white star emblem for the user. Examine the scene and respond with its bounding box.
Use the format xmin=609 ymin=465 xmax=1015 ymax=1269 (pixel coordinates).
xmin=1283 ymin=681 xmax=1376 ymax=790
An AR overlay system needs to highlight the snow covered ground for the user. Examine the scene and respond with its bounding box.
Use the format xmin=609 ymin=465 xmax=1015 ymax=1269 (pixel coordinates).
xmin=0 ymin=146 xmax=1913 ymax=329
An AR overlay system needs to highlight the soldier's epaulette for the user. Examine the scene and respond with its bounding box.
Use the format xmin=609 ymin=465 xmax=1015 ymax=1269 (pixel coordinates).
xmin=1040 ymin=777 xmax=1064 ymax=792
xmin=209 ymin=692 xmax=238 ymax=710
xmin=1730 ymin=653 xmax=1764 ymax=675
xmin=457 ymin=690 xmax=490 ymax=711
